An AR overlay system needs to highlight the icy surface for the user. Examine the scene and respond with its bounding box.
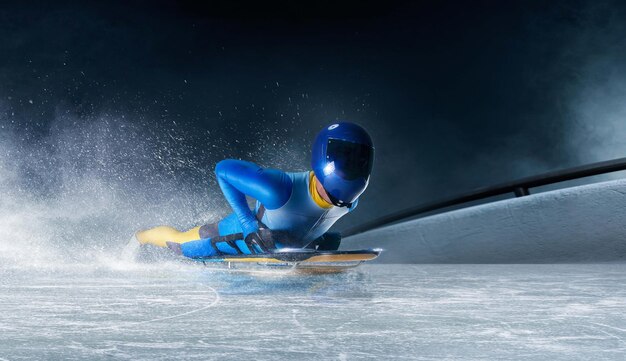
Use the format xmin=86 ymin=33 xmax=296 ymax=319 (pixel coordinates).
xmin=349 ymin=179 xmax=626 ymax=263
xmin=1 ymin=264 xmax=625 ymax=360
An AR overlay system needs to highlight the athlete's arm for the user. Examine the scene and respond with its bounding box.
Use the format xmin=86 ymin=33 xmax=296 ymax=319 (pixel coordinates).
xmin=215 ymin=159 xmax=292 ymax=236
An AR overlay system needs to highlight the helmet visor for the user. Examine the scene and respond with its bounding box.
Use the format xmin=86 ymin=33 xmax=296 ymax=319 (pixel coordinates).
xmin=326 ymin=138 xmax=374 ymax=180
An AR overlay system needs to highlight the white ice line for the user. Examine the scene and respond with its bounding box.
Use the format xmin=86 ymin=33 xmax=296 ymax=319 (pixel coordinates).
xmin=87 ymin=286 xmax=220 ymax=331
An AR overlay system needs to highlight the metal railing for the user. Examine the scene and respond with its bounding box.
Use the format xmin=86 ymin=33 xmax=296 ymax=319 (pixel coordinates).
xmin=343 ymin=156 xmax=626 ymax=237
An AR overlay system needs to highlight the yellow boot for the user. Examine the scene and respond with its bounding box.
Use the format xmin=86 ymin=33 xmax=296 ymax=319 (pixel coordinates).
xmin=135 ymin=226 xmax=201 ymax=248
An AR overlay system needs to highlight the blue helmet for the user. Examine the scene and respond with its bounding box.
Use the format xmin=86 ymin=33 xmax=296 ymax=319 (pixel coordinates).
xmin=311 ymin=122 xmax=374 ymax=207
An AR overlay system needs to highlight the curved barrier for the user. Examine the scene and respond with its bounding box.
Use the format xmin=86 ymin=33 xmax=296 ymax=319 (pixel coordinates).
xmin=345 ymin=157 xmax=626 ymax=237
xmin=348 ymin=178 xmax=626 ymax=263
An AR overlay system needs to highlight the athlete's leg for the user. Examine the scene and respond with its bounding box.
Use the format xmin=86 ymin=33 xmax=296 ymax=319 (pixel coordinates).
xmin=135 ymin=226 xmax=201 ymax=248
xmin=180 ymin=213 xmax=258 ymax=257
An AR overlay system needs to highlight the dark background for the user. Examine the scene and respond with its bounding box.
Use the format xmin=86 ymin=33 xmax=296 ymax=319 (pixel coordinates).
xmin=2 ymin=0 xmax=626 ymax=230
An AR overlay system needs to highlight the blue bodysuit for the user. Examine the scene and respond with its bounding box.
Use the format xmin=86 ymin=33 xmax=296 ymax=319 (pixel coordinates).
xmin=180 ymin=159 xmax=358 ymax=258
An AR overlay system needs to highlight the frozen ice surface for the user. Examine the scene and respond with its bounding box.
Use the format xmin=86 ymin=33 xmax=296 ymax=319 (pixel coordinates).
xmin=1 ymin=264 xmax=625 ymax=360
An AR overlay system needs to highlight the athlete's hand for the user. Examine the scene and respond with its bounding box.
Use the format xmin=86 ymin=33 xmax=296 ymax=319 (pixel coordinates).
xmin=244 ymin=229 xmax=276 ymax=254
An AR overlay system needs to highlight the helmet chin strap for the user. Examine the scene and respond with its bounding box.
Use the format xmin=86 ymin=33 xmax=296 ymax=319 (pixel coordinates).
xmin=326 ymin=191 xmax=352 ymax=208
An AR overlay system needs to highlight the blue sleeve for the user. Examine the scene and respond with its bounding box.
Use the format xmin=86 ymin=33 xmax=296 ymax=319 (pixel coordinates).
xmin=215 ymin=159 xmax=292 ymax=236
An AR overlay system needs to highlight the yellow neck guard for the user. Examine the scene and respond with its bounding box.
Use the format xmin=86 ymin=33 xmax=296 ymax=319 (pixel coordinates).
xmin=309 ymin=172 xmax=333 ymax=209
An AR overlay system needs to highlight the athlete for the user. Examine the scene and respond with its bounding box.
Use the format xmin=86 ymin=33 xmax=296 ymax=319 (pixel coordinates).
xmin=131 ymin=122 xmax=374 ymax=258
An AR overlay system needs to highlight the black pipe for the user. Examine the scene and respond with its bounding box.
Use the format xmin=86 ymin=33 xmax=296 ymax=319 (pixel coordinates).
xmin=343 ymin=156 xmax=626 ymax=237
xmin=514 ymin=187 xmax=530 ymax=197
